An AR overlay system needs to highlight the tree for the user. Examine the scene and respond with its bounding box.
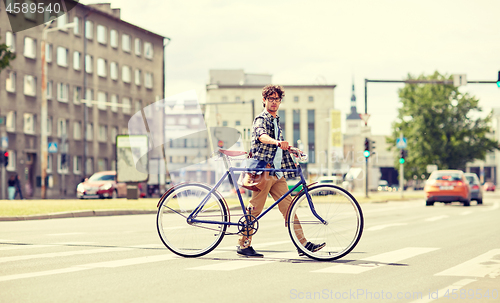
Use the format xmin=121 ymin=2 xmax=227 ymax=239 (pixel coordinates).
xmin=0 ymin=36 xmax=16 ymax=73
xmin=388 ymin=71 xmax=499 ymax=179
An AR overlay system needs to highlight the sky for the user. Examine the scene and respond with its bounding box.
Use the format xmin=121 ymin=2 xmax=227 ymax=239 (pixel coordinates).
xmin=79 ymin=0 xmax=500 ymax=135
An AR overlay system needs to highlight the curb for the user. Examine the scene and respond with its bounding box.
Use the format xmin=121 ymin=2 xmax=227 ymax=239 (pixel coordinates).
xmin=0 ymin=210 xmax=157 ymax=221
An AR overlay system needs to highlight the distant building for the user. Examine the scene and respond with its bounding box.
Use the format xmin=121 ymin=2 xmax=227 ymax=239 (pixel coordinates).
xmin=204 ymin=69 xmax=337 ymax=180
xmin=0 ymin=2 xmax=165 ymax=198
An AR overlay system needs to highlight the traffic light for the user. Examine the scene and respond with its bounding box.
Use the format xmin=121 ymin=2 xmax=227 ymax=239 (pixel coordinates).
xmin=363 ymin=138 xmax=370 ymax=158
xmin=370 ymin=139 xmax=376 ymax=155
xmin=497 ymin=71 xmax=500 ymax=88
xmin=3 ymin=151 xmax=8 ymax=167
xmin=399 ymin=149 xmax=406 ymax=164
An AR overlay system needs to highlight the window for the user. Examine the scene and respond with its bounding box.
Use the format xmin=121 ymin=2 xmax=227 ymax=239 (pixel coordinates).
xmin=122 ymin=65 xmax=131 ymax=83
xmin=134 ymin=38 xmax=141 ymax=55
xmin=73 ymin=51 xmax=81 ymax=70
xmin=73 ymin=156 xmax=82 ymax=174
xmin=278 ymin=110 xmax=286 ymax=139
xmin=235 ymin=120 xmax=241 ymax=126
xmin=86 ymin=158 xmax=93 ymax=175
xmin=57 ymin=13 xmax=67 ymax=29
xmin=135 ymin=69 xmax=141 ymax=86
xmin=110 ymin=29 xmax=118 ymax=48
xmin=122 ymin=34 xmax=131 ymax=52
xmin=6 ymin=111 xmax=15 ymax=132
xmin=97 ymin=158 xmax=107 ymax=172
xmin=111 ymin=127 xmax=118 ymax=143
xmin=85 ymin=89 xmax=94 ymax=107
xmin=74 ymin=121 xmax=82 ymax=140
xmin=97 ymin=25 xmax=107 ymax=44
xmin=307 ymin=110 xmax=315 ymax=163
xmin=73 ymin=16 xmax=80 ymax=35
xmin=46 ymin=116 xmax=52 ymax=135
xmin=85 ymin=20 xmax=93 ymax=39
xmin=5 ymin=31 xmax=15 ymax=52
xmin=24 ymin=0 xmax=36 ymax=20
xmin=110 ymin=62 xmax=118 ymax=80
xmin=110 ymin=94 xmax=118 ymax=112
xmin=97 ymin=91 xmax=107 ymax=110
xmin=122 ymin=97 xmax=131 ymax=114
xmin=86 ymin=123 xmax=93 ymax=140
xmin=85 ymin=55 xmax=93 ymax=73
xmin=57 ymin=83 xmax=69 ymax=102
xmin=73 ymin=86 xmax=82 ymax=104
xmin=6 ymin=71 xmax=16 ymax=92
xmin=57 ymin=154 xmax=69 ymax=174
xmin=135 ymin=100 xmax=142 ymax=113
xmin=98 ymin=125 xmax=107 ymax=141
xmin=293 ymin=109 xmax=300 ymax=148
xmin=308 ymin=96 xmax=314 ymax=102
xmin=24 ymin=37 xmax=36 ymax=58
xmin=5 ymin=150 xmax=15 ymax=172
xmin=222 ymin=121 xmax=228 ymax=127
xmin=45 ymin=43 xmax=52 ymax=62
xmin=97 ymin=58 xmax=107 ymax=77
xmin=56 ymin=46 xmax=68 ymax=67
xmin=144 ymin=42 xmax=153 ymax=59
xmin=144 ymin=72 xmax=153 ymax=89
xmin=57 ymin=118 xmax=68 ymax=138
xmin=24 ymin=75 xmax=36 ymax=96
xmin=293 ymin=96 xmax=299 ymax=102
xmin=46 ymin=154 xmax=53 ymax=174
xmin=46 ymin=80 xmax=53 ymax=99
xmin=24 ymin=113 xmax=35 ymax=134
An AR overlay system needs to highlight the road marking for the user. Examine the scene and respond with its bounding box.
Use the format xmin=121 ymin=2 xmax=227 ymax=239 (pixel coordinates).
xmin=0 ymin=254 xmax=177 ymax=282
xmin=47 ymin=232 xmax=86 ymax=236
xmin=425 ymin=215 xmax=449 ymax=222
xmin=313 ymin=247 xmax=439 ymax=274
xmin=460 ymin=210 xmax=473 ymax=215
xmin=409 ymin=279 xmax=476 ymax=303
xmin=435 ymin=249 xmax=500 ymax=278
xmin=187 ymin=252 xmax=297 ymax=271
xmin=217 ymin=240 xmax=291 ymax=251
xmin=0 ymin=247 xmax=134 ymax=264
xmin=482 ymin=201 xmax=499 ymax=211
xmin=0 ymin=244 xmax=54 ymax=251
xmin=365 ymin=223 xmax=408 ymax=231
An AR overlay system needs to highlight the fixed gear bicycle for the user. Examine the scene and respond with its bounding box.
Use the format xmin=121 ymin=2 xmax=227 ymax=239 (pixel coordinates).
xmin=156 ymin=148 xmax=364 ymax=261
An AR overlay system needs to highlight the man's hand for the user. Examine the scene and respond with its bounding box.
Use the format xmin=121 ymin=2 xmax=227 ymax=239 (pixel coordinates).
xmin=277 ymin=140 xmax=289 ymax=150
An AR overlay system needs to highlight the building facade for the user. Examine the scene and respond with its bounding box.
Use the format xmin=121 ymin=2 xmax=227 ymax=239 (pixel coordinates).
xmin=0 ymin=2 xmax=165 ymax=198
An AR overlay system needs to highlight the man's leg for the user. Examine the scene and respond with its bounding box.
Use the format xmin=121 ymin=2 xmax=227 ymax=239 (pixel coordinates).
xmin=268 ymin=177 xmax=307 ymax=245
xmin=237 ymin=176 xmax=277 ymax=248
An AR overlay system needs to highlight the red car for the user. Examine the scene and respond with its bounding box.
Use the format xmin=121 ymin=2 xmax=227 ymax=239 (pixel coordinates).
xmin=77 ymin=171 xmax=127 ymax=199
xmin=483 ymin=182 xmax=495 ymax=192
xmin=424 ymin=170 xmax=471 ymax=206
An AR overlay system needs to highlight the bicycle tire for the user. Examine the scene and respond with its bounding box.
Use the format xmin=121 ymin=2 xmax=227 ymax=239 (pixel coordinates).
xmin=157 ymin=183 xmax=229 ymax=257
xmin=287 ymin=184 xmax=363 ymax=261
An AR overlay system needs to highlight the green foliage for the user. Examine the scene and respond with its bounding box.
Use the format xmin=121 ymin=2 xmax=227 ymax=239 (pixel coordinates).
xmin=388 ymin=71 xmax=499 ymax=179
xmin=0 ymin=36 xmax=16 ymax=72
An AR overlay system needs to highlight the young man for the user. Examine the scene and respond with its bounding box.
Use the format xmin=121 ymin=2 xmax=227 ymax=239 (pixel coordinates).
xmin=237 ymin=85 xmax=325 ymax=258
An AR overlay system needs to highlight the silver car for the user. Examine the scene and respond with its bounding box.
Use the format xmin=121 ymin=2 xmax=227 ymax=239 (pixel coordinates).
xmin=464 ymin=173 xmax=483 ymax=205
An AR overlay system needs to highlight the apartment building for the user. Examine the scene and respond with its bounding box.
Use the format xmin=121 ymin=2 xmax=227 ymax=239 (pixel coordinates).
xmin=0 ymin=2 xmax=165 ymax=198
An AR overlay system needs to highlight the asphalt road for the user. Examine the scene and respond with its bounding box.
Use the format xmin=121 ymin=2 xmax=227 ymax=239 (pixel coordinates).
xmin=0 ymin=193 xmax=499 ymax=303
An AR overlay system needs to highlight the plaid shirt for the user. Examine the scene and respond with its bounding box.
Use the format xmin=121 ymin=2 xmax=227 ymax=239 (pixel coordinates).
xmin=250 ymin=110 xmax=298 ymax=179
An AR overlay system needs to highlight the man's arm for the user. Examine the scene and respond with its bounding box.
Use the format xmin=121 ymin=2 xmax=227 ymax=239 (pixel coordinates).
xmin=258 ymin=134 xmax=289 ymax=150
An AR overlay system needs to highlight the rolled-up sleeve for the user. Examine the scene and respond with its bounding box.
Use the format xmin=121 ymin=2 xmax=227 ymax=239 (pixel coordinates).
xmin=254 ymin=117 xmax=268 ymax=138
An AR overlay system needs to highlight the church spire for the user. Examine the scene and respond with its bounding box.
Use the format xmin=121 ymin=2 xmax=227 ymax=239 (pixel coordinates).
xmin=346 ymin=78 xmax=361 ymax=120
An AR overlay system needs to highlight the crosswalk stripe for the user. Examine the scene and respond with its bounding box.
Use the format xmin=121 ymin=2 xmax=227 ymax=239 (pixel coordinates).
xmin=0 ymin=244 xmax=54 ymax=251
xmin=435 ymin=249 xmax=500 ymax=278
xmin=425 ymin=215 xmax=449 ymax=222
xmin=313 ymin=247 xmax=439 ymax=274
xmin=365 ymin=223 xmax=408 ymax=231
xmin=0 ymin=253 xmax=177 ymax=282
xmin=0 ymin=247 xmax=134 ymax=263
xmin=187 ymin=252 xmax=297 ymax=271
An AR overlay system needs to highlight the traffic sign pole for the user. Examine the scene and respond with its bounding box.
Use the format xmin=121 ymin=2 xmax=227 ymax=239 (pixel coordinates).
xmin=1 ymin=128 xmax=6 ymax=200
xmin=399 ymin=133 xmax=404 ymax=198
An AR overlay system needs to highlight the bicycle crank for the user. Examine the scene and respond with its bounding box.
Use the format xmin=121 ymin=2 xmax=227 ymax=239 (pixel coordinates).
xmin=237 ymin=214 xmax=259 ymax=237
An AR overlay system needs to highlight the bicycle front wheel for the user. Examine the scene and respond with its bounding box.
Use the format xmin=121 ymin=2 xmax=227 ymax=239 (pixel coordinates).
xmin=288 ymin=184 xmax=363 ymax=261
xmin=157 ymin=183 xmax=228 ymax=257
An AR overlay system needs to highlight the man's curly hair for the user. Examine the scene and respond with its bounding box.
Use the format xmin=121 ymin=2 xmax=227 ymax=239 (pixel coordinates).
xmin=262 ymin=85 xmax=285 ymax=100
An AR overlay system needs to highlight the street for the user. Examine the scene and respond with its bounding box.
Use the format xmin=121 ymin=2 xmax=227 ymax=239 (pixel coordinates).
xmin=0 ymin=193 xmax=499 ymax=303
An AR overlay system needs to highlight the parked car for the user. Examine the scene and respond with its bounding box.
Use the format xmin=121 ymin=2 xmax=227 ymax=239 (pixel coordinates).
xmin=483 ymin=181 xmax=496 ymax=192
xmin=424 ymin=170 xmax=471 ymax=206
xmin=464 ymin=173 xmax=483 ymax=204
xmin=77 ymin=171 xmax=127 ymax=199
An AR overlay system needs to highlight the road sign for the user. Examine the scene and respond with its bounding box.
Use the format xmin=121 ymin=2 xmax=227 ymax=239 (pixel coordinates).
xmin=0 ymin=137 xmax=8 ymax=149
xmin=48 ymin=142 xmax=58 ymax=153
xmin=396 ymin=138 xmax=407 ymax=149
xmin=359 ymin=113 xmax=370 ymax=125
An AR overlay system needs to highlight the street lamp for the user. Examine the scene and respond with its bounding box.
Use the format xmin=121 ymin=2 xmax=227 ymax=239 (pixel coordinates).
xmin=41 ymin=20 xmax=76 ymax=199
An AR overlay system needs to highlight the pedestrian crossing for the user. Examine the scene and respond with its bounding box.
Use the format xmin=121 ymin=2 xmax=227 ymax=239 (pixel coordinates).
xmin=1 ymin=240 xmax=499 ymax=283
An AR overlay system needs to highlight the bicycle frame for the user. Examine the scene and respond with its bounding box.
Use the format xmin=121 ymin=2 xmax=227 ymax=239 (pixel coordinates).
xmin=186 ymin=155 xmax=327 ymax=228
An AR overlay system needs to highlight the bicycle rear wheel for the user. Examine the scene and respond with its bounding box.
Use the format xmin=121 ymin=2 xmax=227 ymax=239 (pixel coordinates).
xmin=157 ymin=183 xmax=228 ymax=257
xmin=288 ymin=184 xmax=363 ymax=261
